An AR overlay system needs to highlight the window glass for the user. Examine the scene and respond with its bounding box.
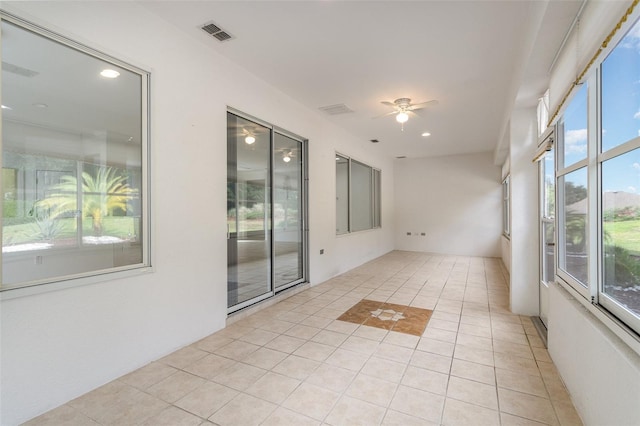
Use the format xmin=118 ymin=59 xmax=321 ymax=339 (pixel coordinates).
xmin=602 ymin=149 xmax=640 ymax=317
xmin=2 ymin=19 xmax=147 ymax=288
xmin=559 ymin=168 xmax=588 ymax=287
xmin=335 ymin=154 xmax=349 ymax=234
xmin=562 ymin=83 xmax=588 ymax=168
xmin=601 ymin=20 xmax=640 ymax=153
xmin=351 ymin=160 xmax=373 ymax=232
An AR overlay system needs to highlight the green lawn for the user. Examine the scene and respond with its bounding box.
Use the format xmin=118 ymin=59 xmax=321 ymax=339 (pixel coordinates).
xmin=604 ymin=219 xmax=640 ymax=255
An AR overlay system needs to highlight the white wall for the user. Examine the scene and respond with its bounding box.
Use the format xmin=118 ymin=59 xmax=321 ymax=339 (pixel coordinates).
xmin=0 ymin=3 xmax=394 ymax=425
xmin=508 ymin=108 xmax=539 ymax=316
xmin=393 ymin=152 xmax=501 ymax=257
xmin=548 ymin=283 xmax=640 ymax=426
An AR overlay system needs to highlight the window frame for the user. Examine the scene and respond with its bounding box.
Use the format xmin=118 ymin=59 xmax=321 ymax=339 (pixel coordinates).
xmin=335 ymin=152 xmax=381 ymax=235
xmin=554 ymin=13 xmax=640 ymax=337
xmin=0 ymin=12 xmax=152 ymax=295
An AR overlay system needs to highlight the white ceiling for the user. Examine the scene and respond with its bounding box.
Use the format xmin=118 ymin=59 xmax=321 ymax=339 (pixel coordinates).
xmin=142 ymin=0 xmax=584 ymax=162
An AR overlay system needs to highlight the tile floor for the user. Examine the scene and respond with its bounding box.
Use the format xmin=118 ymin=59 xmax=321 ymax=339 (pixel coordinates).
xmin=25 ymin=251 xmax=583 ymax=426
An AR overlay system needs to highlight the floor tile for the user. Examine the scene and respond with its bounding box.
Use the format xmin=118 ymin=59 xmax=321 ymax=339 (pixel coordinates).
xmin=401 ymin=365 xmax=449 ymax=395
xmin=311 ymin=329 xmax=349 ymax=347
xmin=389 ymin=385 xmax=445 ymax=423
xmin=160 ymin=346 xmax=209 ymax=369
xmin=210 ymin=362 xmax=266 ymax=391
xmin=140 ymin=406 xmax=203 ymax=426
xmin=282 ymin=383 xmax=340 ymax=421
xmin=174 ymin=382 xmax=238 ymax=419
xmin=147 ymin=371 xmax=206 ymax=403
xmin=340 ymin=335 xmax=380 ymax=356
xmin=238 ymin=328 xmax=280 ymax=346
xmin=361 ymin=356 xmax=407 ymax=383
xmin=305 ymin=363 xmax=356 ymax=393
xmin=183 ymin=354 xmax=236 ymax=380
xmin=324 ymin=348 xmax=370 ymax=371
xmin=373 ymin=342 xmax=414 ymax=363
xmin=272 ymin=354 xmax=321 ymax=380
xmin=416 ymin=337 xmax=455 ymax=357
xmin=382 ymin=409 xmax=438 ymax=426
xmin=283 ymin=324 xmax=322 ymax=340
xmin=500 ymin=412 xmax=548 ymax=426
xmin=119 ymin=362 xmax=178 ymax=390
xmin=22 ymin=405 xmax=100 ymax=426
xmin=261 ymin=407 xmax=320 ymax=426
xmin=292 ymin=341 xmax=335 ymax=362
xmin=442 ymin=396 xmax=500 ymax=425
xmin=325 ymin=395 xmax=386 ymax=426
xmin=450 ymin=358 xmax=496 ymax=385
xmin=214 ymin=340 xmax=261 ymax=361
xmin=498 ymin=388 xmax=559 ymax=425
xmin=345 ymin=373 xmax=398 ymax=407
xmin=446 ymin=376 xmax=498 ymax=410
xmin=410 ymin=349 xmax=452 ymax=374
xmin=454 ymin=343 xmax=495 ymax=366
xmin=245 ymin=371 xmax=301 ymax=404
xmin=209 ymin=392 xmax=276 ymax=426
xmin=496 ymin=368 xmax=548 ymax=398
xmin=265 ymin=334 xmax=306 ymax=353
xmin=241 ymin=347 xmax=289 ymax=370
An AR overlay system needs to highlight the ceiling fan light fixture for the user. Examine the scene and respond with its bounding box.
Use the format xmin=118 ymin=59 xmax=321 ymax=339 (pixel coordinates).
xmin=396 ymin=112 xmax=409 ymax=123
xmin=244 ymin=135 xmax=256 ymax=144
xmin=283 ymin=154 xmax=291 ymax=163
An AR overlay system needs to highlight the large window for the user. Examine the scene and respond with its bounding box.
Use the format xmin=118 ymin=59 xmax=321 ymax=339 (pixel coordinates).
xmin=599 ymin=17 xmax=640 ymax=328
xmin=555 ymin=15 xmax=640 ymax=335
xmin=1 ymin=15 xmax=150 ymax=290
xmin=335 ymin=154 xmax=381 ymax=234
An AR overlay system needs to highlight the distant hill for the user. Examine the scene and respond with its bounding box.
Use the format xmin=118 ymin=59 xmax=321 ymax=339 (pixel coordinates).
xmin=567 ymin=191 xmax=640 ymax=215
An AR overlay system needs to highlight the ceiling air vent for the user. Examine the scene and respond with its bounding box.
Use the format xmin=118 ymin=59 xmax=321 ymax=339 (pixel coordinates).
xmin=201 ymin=21 xmax=234 ymax=42
xmin=319 ymin=104 xmax=354 ymax=115
xmin=395 ymin=156 xmax=407 ymax=159
xmin=370 ymin=139 xmax=379 ymax=143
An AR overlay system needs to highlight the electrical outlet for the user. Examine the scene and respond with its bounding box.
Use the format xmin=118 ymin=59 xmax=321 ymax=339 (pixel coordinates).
xmin=421 ymin=232 xmax=426 ymax=236
xmin=406 ymin=232 xmax=411 ymax=236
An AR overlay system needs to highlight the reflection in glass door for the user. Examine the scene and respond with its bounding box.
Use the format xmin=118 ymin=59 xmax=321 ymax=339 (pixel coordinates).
xmin=227 ymin=113 xmax=272 ymax=309
xmin=273 ymin=133 xmax=304 ymax=290
xmin=227 ymin=111 xmax=307 ymax=312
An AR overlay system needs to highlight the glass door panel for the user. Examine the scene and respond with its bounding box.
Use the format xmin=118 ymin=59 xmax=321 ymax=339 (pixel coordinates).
xmin=273 ymin=133 xmax=304 ymax=290
xmin=227 ymin=113 xmax=272 ymax=308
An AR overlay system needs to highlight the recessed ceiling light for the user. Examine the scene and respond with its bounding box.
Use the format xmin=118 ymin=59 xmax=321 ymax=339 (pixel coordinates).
xmin=421 ymin=132 xmax=431 ymax=137
xmin=1 ymin=105 xmax=12 ymax=110
xmin=33 ymin=103 xmax=48 ymax=108
xmin=100 ymin=69 xmax=120 ymax=79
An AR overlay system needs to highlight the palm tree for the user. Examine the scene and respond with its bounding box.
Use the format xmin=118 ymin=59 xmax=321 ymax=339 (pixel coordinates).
xmin=35 ymin=167 xmax=138 ymax=237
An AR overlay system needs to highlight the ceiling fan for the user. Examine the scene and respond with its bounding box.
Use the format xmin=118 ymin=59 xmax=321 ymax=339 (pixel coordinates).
xmin=374 ymin=97 xmax=438 ymax=130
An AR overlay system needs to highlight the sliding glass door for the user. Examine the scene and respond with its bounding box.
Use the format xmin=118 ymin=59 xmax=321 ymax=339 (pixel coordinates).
xmin=227 ymin=111 xmax=307 ymax=312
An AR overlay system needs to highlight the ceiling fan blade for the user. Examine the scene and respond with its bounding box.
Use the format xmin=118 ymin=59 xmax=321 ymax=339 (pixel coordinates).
xmin=380 ymin=101 xmax=396 ymax=107
xmin=372 ymin=110 xmax=399 ymax=119
xmin=409 ymin=99 xmax=439 ymax=109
